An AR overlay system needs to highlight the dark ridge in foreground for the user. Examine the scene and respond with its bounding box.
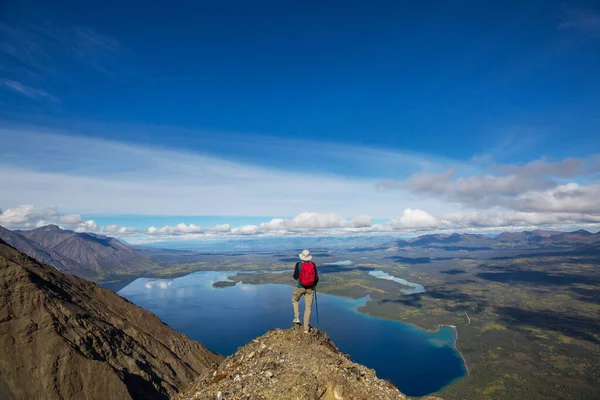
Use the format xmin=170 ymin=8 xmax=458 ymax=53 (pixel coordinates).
xmin=176 ymin=327 xmax=443 ymax=400
xmin=0 ymin=239 xmax=222 ymax=400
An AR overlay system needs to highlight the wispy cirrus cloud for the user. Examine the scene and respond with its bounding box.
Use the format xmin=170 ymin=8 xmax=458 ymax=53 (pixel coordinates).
xmin=0 ymin=18 xmax=127 ymax=106
xmin=0 ymin=22 xmax=52 ymax=73
xmin=1 ymin=126 xmax=599 ymax=241
xmin=559 ymin=7 xmax=600 ymax=35
xmin=0 ymin=20 xmax=126 ymax=76
xmin=0 ymin=79 xmax=59 ymax=102
xmin=71 ymin=26 xmax=125 ymax=75
xmin=0 ymin=126 xmax=452 ymax=217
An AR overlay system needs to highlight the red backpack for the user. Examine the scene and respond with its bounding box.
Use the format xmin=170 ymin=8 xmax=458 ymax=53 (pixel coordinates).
xmin=299 ymin=261 xmax=316 ymax=288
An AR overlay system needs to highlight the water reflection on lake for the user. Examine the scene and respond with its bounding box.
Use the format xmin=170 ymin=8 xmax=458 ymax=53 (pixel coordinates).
xmin=118 ymin=271 xmax=464 ymax=397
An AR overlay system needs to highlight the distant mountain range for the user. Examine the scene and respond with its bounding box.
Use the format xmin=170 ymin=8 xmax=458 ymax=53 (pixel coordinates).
xmin=390 ymin=229 xmax=600 ymax=251
xmin=0 ymin=225 xmax=149 ymax=281
xmin=0 ymin=239 xmax=221 ymax=400
xmin=1 ymin=224 xmax=598 ymax=281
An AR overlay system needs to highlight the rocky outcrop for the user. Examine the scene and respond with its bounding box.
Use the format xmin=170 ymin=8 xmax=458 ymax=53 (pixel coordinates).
xmin=0 ymin=239 xmax=222 ymax=400
xmin=176 ymin=327 xmax=411 ymax=400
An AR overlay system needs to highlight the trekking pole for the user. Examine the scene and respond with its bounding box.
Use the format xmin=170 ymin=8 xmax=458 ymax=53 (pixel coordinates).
xmin=314 ymin=288 xmax=320 ymax=329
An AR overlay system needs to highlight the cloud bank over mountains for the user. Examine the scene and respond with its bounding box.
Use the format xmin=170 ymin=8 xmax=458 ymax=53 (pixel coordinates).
xmin=0 ymin=127 xmax=599 ymax=242
xmin=1 ymin=205 xmax=598 ymax=243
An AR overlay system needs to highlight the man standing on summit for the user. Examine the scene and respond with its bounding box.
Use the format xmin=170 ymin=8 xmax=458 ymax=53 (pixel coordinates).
xmin=292 ymin=249 xmax=319 ymax=333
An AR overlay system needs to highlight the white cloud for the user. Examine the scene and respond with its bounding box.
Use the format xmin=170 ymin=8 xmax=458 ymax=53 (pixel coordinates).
xmin=497 ymin=158 xmax=585 ymax=178
xmin=0 ymin=205 xmax=138 ymax=235
xmin=75 ymin=219 xmax=99 ymax=232
xmin=291 ymin=212 xmax=345 ymax=229
xmin=213 ymin=224 xmax=231 ymax=232
xmin=0 ymin=128 xmax=452 ymax=218
xmin=386 ymin=209 xmax=442 ymax=230
xmin=509 ymin=183 xmax=600 ymax=214
xmin=0 ymin=79 xmax=59 ymax=102
xmin=0 ymin=205 xmax=82 ymax=229
xmin=382 ymin=156 xmax=600 ymax=215
xmin=1 ymin=128 xmax=599 ymax=239
xmin=260 ymin=213 xmax=344 ymax=231
xmin=146 ymin=222 xmax=231 ymax=236
xmin=1 ymin=204 xmax=599 ymax=242
xmin=59 ymin=213 xmax=86 ymax=225
xmin=101 ymin=224 xmax=137 ymax=234
xmin=256 ymin=212 xmax=375 ymax=233
xmin=406 ymin=168 xmax=553 ymax=201
xmin=0 ymin=21 xmax=127 ymax=83
xmin=139 ymin=212 xmax=377 ymax=238
xmin=442 ymin=210 xmax=600 ymax=229
xmin=349 ymin=215 xmax=373 ymax=228
xmin=231 ymin=225 xmax=259 ymax=235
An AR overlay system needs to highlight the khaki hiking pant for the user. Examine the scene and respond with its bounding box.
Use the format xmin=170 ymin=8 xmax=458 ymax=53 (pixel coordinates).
xmin=292 ymin=287 xmax=314 ymax=331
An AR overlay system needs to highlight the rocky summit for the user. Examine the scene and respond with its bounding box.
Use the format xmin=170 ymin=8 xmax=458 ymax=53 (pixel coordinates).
xmin=176 ymin=327 xmax=423 ymax=400
xmin=0 ymin=239 xmax=222 ymax=400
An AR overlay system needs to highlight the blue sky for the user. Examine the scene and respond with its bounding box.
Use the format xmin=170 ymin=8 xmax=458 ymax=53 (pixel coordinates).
xmin=0 ymin=0 xmax=599 ymax=241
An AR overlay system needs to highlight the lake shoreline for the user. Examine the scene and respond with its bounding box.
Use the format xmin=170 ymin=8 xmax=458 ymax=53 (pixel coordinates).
xmin=112 ymin=269 xmax=469 ymax=393
xmin=357 ymin=303 xmax=470 ymax=380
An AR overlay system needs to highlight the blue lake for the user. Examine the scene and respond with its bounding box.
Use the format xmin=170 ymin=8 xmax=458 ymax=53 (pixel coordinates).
xmin=118 ymin=271 xmax=467 ymax=397
xmin=369 ymin=270 xmax=426 ymax=294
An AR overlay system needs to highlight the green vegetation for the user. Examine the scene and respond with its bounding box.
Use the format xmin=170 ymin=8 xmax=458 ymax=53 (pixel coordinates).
xmin=120 ymin=245 xmax=600 ymax=400
xmin=213 ymin=280 xmax=237 ymax=288
xmin=229 ymin=268 xmax=413 ymax=299
xmin=316 ymin=252 xmax=599 ymax=400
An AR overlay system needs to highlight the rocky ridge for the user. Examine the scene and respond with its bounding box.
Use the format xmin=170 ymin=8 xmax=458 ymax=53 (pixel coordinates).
xmin=0 ymin=225 xmax=94 ymax=279
xmin=176 ymin=327 xmax=432 ymax=400
xmin=0 ymin=239 xmax=222 ymax=400
xmin=0 ymin=224 xmax=150 ymax=280
xmin=19 ymin=224 xmax=150 ymax=275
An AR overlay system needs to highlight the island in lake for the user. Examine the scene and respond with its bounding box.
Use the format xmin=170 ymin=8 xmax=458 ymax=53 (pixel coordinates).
xmin=213 ymin=280 xmax=237 ymax=288
xmin=103 ymin=230 xmax=600 ymax=400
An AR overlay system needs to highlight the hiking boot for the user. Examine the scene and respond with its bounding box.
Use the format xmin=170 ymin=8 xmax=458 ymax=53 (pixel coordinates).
xmin=293 ymin=318 xmax=300 ymax=324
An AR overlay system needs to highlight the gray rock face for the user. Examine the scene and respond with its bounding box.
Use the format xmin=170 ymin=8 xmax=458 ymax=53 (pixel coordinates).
xmin=19 ymin=225 xmax=149 ymax=274
xmin=0 ymin=225 xmax=94 ymax=279
xmin=0 ymin=240 xmax=223 ymax=400
xmin=0 ymin=224 xmax=150 ymax=280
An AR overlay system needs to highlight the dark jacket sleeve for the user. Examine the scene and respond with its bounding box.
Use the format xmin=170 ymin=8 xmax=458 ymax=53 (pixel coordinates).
xmin=314 ymin=264 xmax=319 ymax=287
xmin=293 ymin=262 xmax=300 ymax=280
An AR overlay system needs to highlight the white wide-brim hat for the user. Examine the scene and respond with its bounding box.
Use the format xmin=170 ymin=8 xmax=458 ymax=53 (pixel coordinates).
xmin=299 ymin=249 xmax=312 ymax=261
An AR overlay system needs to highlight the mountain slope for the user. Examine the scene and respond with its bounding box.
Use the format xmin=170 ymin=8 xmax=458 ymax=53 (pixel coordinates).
xmin=177 ymin=328 xmax=415 ymax=400
xmin=0 ymin=239 xmax=222 ymax=400
xmin=388 ymin=230 xmax=600 ymax=251
xmin=0 ymin=225 xmax=95 ymax=280
xmin=17 ymin=225 xmax=150 ymax=279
